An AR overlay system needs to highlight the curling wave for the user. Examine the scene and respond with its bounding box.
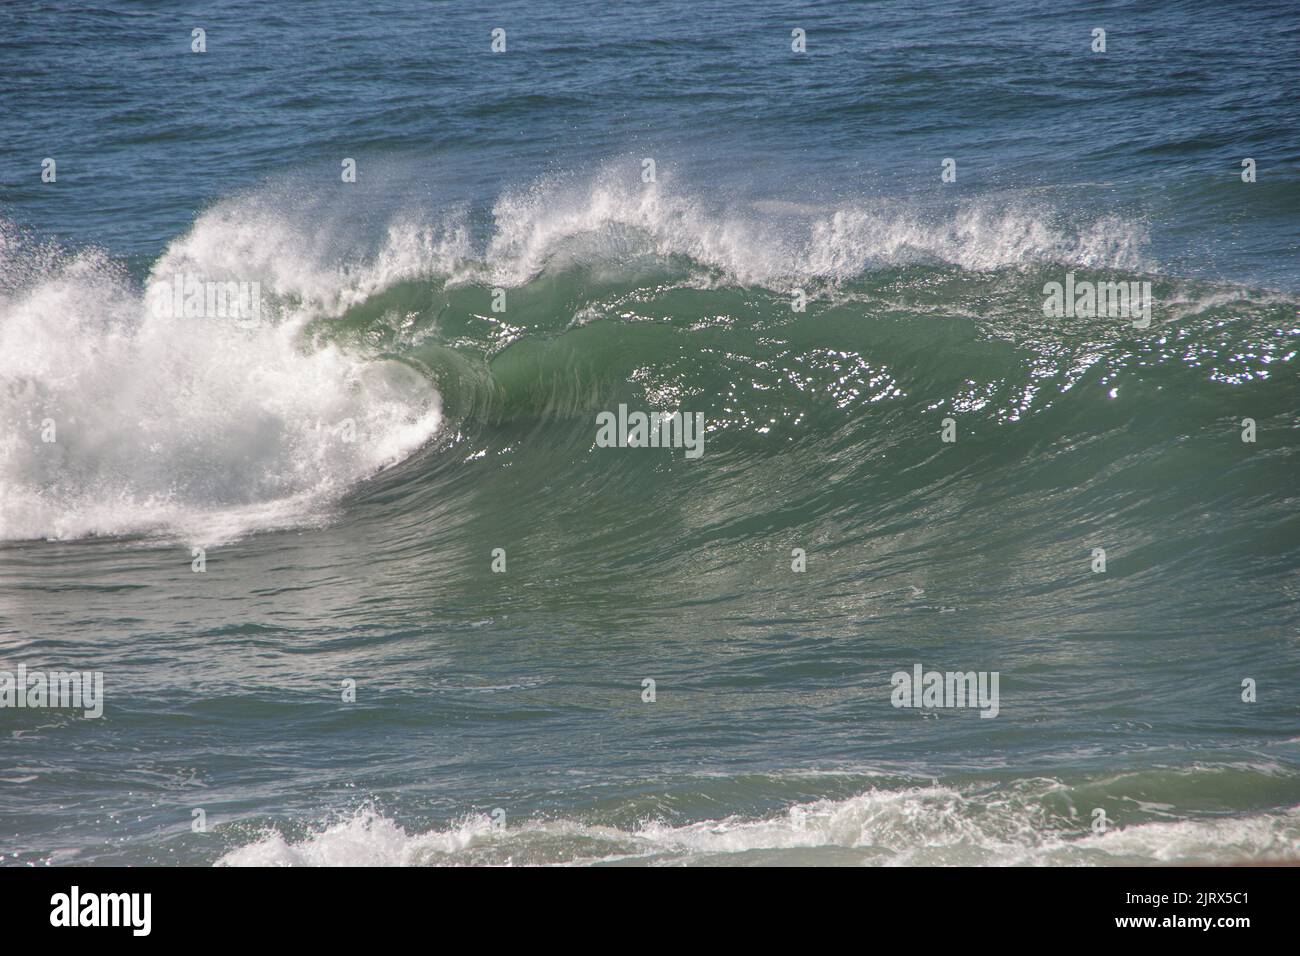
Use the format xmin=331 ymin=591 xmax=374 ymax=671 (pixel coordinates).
xmin=0 ymin=171 xmax=1293 ymax=546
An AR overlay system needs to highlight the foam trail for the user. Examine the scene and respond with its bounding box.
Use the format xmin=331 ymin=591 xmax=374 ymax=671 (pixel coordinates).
xmin=217 ymin=787 xmax=1300 ymax=867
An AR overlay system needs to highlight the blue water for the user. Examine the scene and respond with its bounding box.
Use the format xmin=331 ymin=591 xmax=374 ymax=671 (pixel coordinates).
xmin=1 ymin=0 xmax=1298 ymax=865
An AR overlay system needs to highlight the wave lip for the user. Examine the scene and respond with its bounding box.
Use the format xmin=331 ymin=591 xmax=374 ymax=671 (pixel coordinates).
xmin=479 ymin=168 xmax=1152 ymax=289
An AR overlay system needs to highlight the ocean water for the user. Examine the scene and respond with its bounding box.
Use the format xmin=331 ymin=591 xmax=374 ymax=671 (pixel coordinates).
xmin=1 ymin=0 xmax=1298 ymax=866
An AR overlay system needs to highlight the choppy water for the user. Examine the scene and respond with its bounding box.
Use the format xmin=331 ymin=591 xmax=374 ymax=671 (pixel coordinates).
xmin=1 ymin=0 xmax=1298 ymax=866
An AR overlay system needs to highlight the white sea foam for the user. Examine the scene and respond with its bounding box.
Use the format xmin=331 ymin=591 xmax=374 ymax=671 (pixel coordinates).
xmin=475 ymin=166 xmax=1151 ymax=288
xmin=216 ymin=787 xmax=1300 ymax=867
xmin=0 ymin=212 xmax=446 ymax=544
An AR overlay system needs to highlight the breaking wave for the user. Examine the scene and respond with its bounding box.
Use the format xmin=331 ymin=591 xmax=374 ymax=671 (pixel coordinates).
xmin=217 ymin=776 xmax=1300 ymax=867
xmin=0 ymin=167 xmax=1288 ymax=544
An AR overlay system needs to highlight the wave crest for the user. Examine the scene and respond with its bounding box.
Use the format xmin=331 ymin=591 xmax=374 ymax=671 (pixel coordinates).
xmin=217 ymin=781 xmax=1300 ymax=867
xmin=478 ymin=168 xmax=1151 ymax=288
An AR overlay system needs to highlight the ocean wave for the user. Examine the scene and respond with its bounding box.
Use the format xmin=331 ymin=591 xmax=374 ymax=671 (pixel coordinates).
xmin=216 ymin=781 xmax=1300 ymax=867
xmin=0 ymin=168 xmax=1287 ymax=544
